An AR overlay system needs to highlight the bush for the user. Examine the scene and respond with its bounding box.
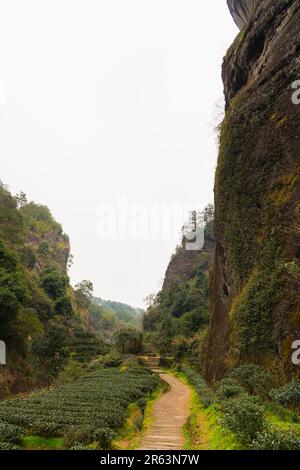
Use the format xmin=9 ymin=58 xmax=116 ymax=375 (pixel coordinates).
xmin=40 ymin=266 xmax=68 ymax=301
xmin=113 ymin=327 xmax=143 ymax=355
xmin=252 ymin=426 xmax=300 ymax=450
xmin=102 ymin=353 xmax=122 ymax=368
xmin=0 ymin=367 xmax=159 ymax=450
xmin=216 ymin=378 xmax=244 ymax=401
xmin=56 ymin=359 xmax=85 ymax=385
xmin=134 ymin=416 xmax=144 ymax=433
xmin=64 ymin=426 xmax=114 ymax=448
xmin=55 ymin=296 xmax=73 ymax=317
xmin=136 ymin=397 xmax=147 ymax=414
xmin=0 ymin=422 xmax=24 ymax=444
xmin=180 ymin=366 xmax=216 ymax=408
xmin=159 ymin=357 xmax=173 ymax=368
xmin=0 ymin=240 xmax=29 ymax=336
xmin=31 ymin=325 xmax=69 ymax=381
xmin=271 ymin=379 xmax=300 ymax=410
xmin=33 ymin=421 xmax=63 ymax=438
xmin=221 ymin=395 xmax=265 ymax=444
xmin=0 ymin=441 xmax=21 ymax=450
xmin=94 ymin=428 xmax=115 ymax=448
xmin=69 ymin=444 xmax=94 ymax=450
xmin=231 ymin=364 xmax=275 ymax=398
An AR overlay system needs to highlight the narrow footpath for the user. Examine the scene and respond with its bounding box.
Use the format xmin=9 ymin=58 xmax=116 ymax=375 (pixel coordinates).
xmin=138 ymin=371 xmax=191 ymax=450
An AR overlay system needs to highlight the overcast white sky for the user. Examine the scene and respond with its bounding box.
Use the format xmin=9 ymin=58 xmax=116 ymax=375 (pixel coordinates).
xmin=0 ymin=1 xmax=237 ymax=308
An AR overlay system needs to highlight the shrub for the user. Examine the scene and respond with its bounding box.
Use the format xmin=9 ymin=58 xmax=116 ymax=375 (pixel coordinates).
xmin=0 ymin=422 xmax=24 ymax=444
xmin=40 ymin=266 xmax=68 ymax=301
xmin=134 ymin=416 xmax=144 ymax=433
xmin=231 ymin=364 xmax=275 ymax=398
xmin=0 ymin=240 xmax=29 ymax=336
xmin=56 ymin=360 xmax=85 ymax=385
xmin=55 ymin=296 xmax=73 ymax=317
xmin=0 ymin=367 xmax=159 ymax=450
xmin=65 ymin=426 xmax=115 ymax=449
xmin=33 ymin=421 xmax=63 ymax=438
xmin=102 ymin=353 xmax=122 ymax=368
xmin=159 ymin=357 xmax=173 ymax=368
xmin=216 ymin=378 xmax=244 ymax=401
xmin=252 ymin=426 xmax=300 ymax=450
xmin=21 ymin=245 xmax=37 ymax=269
xmin=136 ymin=397 xmax=147 ymax=414
xmin=221 ymin=395 xmax=265 ymax=444
xmin=180 ymin=366 xmax=216 ymax=408
xmin=69 ymin=444 xmax=94 ymax=450
xmin=231 ymin=270 xmax=282 ymax=357
xmin=113 ymin=327 xmax=143 ymax=355
xmin=0 ymin=442 xmax=21 ymax=450
xmin=31 ymin=325 xmax=69 ymax=381
xmin=38 ymin=242 xmax=49 ymax=255
xmin=271 ymin=379 xmax=300 ymax=410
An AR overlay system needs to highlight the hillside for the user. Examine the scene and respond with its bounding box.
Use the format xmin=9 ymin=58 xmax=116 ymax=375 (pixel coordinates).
xmin=89 ymin=297 xmax=143 ymax=341
xmin=205 ymin=0 xmax=300 ymax=382
xmin=0 ymin=182 xmax=103 ymax=397
xmin=143 ymin=207 xmax=215 ymax=362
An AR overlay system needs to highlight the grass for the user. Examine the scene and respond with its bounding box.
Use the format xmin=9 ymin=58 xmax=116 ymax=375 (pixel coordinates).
xmin=22 ymin=435 xmax=64 ymax=450
xmin=112 ymin=381 xmax=168 ymax=450
xmin=265 ymin=404 xmax=300 ymax=432
xmin=112 ymin=402 xmax=143 ymax=450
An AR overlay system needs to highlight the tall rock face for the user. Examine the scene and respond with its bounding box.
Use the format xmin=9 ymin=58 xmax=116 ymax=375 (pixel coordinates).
xmin=163 ymin=237 xmax=214 ymax=290
xmin=227 ymin=0 xmax=258 ymax=29
xmin=205 ymin=0 xmax=300 ymax=382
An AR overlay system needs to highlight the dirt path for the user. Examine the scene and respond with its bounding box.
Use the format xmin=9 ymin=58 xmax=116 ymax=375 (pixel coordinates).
xmin=138 ymin=371 xmax=191 ymax=450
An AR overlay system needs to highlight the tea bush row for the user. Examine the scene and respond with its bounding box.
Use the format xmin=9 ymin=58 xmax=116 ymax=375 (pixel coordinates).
xmin=0 ymin=367 xmax=159 ymax=449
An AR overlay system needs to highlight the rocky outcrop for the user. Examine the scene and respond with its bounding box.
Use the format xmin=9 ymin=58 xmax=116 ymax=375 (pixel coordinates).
xmin=227 ymin=0 xmax=258 ymax=29
xmin=204 ymin=0 xmax=300 ymax=382
xmin=163 ymin=238 xmax=213 ymax=290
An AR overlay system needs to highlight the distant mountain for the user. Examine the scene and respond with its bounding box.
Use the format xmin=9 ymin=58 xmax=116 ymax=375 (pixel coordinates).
xmin=89 ymin=297 xmax=144 ymax=341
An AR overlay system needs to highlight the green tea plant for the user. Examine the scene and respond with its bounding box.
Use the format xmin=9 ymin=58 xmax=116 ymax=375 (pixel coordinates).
xmin=221 ymin=395 xmax=265 ymax=444
xmin=252 ymin=426 xmax=300 ymax=450
xmin=179 ymin=366 xmax=216 ymax=408
xmin=0 ymin=367 xmax=159 ymax=449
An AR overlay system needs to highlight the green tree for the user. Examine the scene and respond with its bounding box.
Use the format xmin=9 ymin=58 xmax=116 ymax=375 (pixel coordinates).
xmin=55 ymin=296 xmax=73 ymax=318
xmin=40 ymin=266 xmax=68 ymax=300
xmin=15 ymin=191 xmax=28 ymax=208
xmin=31 ymin=326 xmax=69 ymax=382
xmin=75 ymin=280 xmax=94 ymax=308
xmin=0 ymin=240 xmax=29 ymax=337
xmin=113 ymin=326 xmax=143 ymax=354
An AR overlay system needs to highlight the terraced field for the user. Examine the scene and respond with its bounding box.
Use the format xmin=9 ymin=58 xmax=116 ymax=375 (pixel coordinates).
xmin=0 ymin=367 xmax=160 ymax=450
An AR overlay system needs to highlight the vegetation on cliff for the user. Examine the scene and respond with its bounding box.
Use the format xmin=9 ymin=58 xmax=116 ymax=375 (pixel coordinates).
xmin=205 ymin=0 xmax=300 ymax=382
xmin=143 ymin=206 xmax=214 ymax=362
xmin=0 ymin=182 xmax=104 ymax=396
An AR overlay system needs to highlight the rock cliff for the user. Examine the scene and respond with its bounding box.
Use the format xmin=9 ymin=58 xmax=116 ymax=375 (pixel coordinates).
xmin=144 ymin=215 xmax=214 ymax=360
xmin=227 ymin=0 xmax=258 ymax=29
xmin=204 ymin=0 xmax=300 ymax=382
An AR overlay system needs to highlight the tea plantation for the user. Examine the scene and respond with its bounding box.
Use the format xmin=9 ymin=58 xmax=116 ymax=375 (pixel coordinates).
xmin=0 ymin=367 xmax=160 ymax=449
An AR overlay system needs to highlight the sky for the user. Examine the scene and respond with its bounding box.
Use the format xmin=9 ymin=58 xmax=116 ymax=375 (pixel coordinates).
xmin=0 ymin=1 xmax=238 ymax=308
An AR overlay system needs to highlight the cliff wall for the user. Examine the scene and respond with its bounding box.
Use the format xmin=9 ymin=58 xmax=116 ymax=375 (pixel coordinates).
xmin=205 ymin=0 xmax=300 ymax=382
